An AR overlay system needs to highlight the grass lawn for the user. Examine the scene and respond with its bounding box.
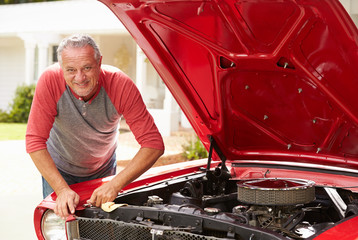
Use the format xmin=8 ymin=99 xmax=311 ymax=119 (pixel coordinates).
xmin=0 ymin=123 xmax=27 ymax=141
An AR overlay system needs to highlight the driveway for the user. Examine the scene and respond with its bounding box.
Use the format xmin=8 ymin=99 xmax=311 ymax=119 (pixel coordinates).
xmin=0 ymin=140 xmax=41 ymax=240
xmin=0 ymin=137 xmax=153 ymax=240
xmin=0 ymin=129 xmax=192 ymax=239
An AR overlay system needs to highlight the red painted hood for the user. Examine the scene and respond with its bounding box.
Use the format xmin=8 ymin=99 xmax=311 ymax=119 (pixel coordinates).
xmin=99 ymin=0 xmax=358 ymax=168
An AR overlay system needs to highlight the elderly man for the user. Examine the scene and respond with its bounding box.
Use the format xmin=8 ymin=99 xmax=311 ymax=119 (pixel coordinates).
xmin=26 ymin=34 xmax=164 ymax=219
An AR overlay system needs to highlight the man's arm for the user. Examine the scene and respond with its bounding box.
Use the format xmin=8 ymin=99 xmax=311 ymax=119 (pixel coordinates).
xmin=88 ymin=147 xmax=164 ymax=207
xmin=29 ymin=149 xmax=79 ymax=219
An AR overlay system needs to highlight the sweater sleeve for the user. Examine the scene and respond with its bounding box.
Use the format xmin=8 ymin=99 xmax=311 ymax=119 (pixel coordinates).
xmin=103 ymin=69 xmax=165 ymax=151
xmin=26 ymin=65 xmax=65 ymax=153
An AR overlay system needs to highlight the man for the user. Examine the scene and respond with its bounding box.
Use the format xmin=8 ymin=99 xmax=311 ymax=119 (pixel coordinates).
xmin=26 ymin=34 xmax=164 ymax=219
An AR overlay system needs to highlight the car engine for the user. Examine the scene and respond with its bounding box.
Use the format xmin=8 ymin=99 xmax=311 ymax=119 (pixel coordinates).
xmin=76 ymin=168 xmax=358 ymax=240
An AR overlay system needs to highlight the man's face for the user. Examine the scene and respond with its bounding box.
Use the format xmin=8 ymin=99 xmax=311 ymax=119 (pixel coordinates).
xmin=61 ymin=45 xmax=102 ymax=101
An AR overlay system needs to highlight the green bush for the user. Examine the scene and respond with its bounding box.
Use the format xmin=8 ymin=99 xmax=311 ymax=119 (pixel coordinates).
xmin=0 ymin=109 xmax=10 ymax=123
xmin=0 ymin=84 xmax=36 ymax=123
xmin=182 ymin=136 xmax=208 ymax=160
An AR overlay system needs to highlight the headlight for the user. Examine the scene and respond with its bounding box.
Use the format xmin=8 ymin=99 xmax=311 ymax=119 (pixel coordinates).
xmin=41 ymin=209 xmax=66 ymax=240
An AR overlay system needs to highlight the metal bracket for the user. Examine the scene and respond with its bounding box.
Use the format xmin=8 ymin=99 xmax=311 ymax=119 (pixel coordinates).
xmin=206 ymin=136 xmax=231 ymax=194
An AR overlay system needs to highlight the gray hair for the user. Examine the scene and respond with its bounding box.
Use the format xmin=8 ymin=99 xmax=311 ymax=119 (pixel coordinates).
xmin=57 ymin=34 xmax=101 ymax=64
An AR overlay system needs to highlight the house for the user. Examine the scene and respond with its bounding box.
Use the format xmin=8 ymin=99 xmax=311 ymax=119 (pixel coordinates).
xmin=0 ymin=0 xmax=357 ymax=136
xmin=0 ymin=0 xmax=190 ymax=136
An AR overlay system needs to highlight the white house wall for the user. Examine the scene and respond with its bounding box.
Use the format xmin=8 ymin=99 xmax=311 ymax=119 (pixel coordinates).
xmin=0 ymin=0 xmax=127 ymax=110
xmin=97 ymin=34 xmax=137 ymax=81
xmin=0 ymin=37 xmax=25 ymax=110
xmin=340 ymin=0 xmax=358 ymax=25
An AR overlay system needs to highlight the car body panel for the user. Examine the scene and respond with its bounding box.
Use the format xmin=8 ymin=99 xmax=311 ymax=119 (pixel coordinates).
xmin=99 ymin=0 xmax=358 ymax=169
xmin=34 ymin=159 xmax=358 ymax=239
xmin=33 ymin=159 xmax=212 ymax=239
xmin=33 ymin=0 xmax=358 ymax=239
xmin=312 ymin=216 xmax=358 ymax=240
xmin=231 ymin=162 xmax=358 ymax=191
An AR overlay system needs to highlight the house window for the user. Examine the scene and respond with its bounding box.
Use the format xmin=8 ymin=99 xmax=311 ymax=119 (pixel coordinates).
xmin=52 ymin=45 xmax=58 ymax=63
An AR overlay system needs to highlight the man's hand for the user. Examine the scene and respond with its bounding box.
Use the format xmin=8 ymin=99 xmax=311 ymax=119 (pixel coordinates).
xmin=29 ymin=149 xmax=80 ymax=219
xmin=54 ymin=188 xmax=80 ymax=219
xmin=88 ymin=147 xmax=163 ymax=207
xmin=88 ymin=181 xmax=118 ymax=207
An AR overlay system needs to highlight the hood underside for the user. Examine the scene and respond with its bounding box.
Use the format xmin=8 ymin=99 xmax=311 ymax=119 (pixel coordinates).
xmin=100 ymin=0 xmax=358 ymax=169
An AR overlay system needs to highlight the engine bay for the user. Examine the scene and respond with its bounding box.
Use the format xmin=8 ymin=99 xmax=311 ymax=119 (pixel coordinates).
xmin=77 ymin=167 xmax=358 ymax=240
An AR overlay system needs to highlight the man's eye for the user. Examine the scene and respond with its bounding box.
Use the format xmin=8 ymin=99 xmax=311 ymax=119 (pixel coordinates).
xmin=84 ymin=67 xmax=92 ymax=71
xmin=67 ymin=69 xmax=75 ymax=73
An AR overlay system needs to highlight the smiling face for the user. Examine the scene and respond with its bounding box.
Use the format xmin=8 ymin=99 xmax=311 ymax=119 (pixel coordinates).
xmin=61 ymin=45 xmax=102 ymax=101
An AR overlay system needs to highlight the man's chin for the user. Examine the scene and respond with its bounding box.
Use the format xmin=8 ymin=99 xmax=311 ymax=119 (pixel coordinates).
xmin=74 ymin=89 xmax=95 ymax=100
xmin=73 ymin=85 xmax=97 ymax=100
xmin=74 ymin=90 xmax=91 ymax=99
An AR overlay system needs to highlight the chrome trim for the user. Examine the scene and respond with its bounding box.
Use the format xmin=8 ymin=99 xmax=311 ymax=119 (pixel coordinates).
xmin=324 ymin=187 xmax=347 ymax=219
xmin=66 ymin=220 xmax=80 ymax=240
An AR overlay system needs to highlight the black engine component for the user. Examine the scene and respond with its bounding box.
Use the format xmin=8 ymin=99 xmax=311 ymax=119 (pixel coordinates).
xmin=78 ymin=175 xmax=358 ymax=240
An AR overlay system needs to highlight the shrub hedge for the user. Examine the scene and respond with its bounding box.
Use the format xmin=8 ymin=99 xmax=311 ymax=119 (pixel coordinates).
xmin=0 ymin=84 xmax=36 ymax=123
xmin=182 ymin=136 xmax=208 ymax=160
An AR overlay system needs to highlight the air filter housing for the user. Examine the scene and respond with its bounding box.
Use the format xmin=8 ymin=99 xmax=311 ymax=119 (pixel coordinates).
xmin=237 ymin=178 xmax=315 ymax=206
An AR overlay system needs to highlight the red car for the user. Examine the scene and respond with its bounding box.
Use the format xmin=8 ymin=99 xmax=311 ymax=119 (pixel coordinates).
xmin=35 ymin=0 xmax=358 ymax=239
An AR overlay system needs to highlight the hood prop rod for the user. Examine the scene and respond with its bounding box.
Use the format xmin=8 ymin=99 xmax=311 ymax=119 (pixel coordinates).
xmin=206 ymin=135 xmax=227 ymax=171
xmin=205 ymin=136 xmax=231 ymax=194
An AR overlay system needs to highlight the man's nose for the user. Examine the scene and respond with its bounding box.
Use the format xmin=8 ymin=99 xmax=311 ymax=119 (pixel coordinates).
xmin=75 ymin=70 xmax=85 ymax=81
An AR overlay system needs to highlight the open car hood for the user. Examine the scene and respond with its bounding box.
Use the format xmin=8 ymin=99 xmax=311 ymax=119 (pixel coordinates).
xmin=99 ymin=0 xmax=358 ymax=169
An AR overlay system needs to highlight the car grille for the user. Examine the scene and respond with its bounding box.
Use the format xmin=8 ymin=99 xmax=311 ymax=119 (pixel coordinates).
xmin=75 ymin=217 xmax=224 ymax=240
